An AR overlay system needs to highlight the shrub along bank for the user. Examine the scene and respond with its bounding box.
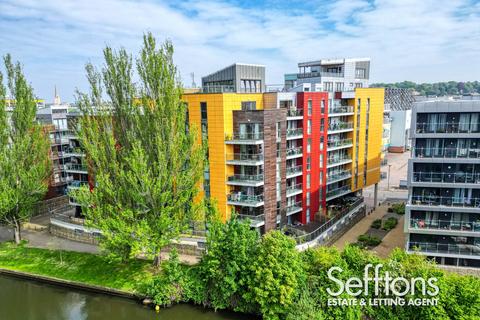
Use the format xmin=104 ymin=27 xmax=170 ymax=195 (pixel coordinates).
xmin=140 ymin=218 xmax=480 ymax=320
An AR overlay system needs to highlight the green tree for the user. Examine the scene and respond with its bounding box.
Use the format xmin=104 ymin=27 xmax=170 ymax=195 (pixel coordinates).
xmin=74 ymin=33 xmax=204 ymax=263
xmin=245 ymin=231 xmax=305 ymax=320
xmin=199 ymin=216 xmax=259 ymax=312
xmin=0 ymin=55 xmax=51 ymax=243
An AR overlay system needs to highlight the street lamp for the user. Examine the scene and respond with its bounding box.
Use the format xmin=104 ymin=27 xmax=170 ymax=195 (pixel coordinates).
xmin=387 ymin=164 xmax=392 ymax=191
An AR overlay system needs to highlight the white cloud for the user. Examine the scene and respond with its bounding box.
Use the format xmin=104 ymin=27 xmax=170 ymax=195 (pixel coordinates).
xmin=0 ymin=0 xmax=479 ymax=101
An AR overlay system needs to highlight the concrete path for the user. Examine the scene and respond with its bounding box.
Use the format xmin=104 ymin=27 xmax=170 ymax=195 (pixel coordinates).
xmin=22 ymin=229 xmax=99 ymax=254
xmin=331 ymin=204 xmax=389 ymax=251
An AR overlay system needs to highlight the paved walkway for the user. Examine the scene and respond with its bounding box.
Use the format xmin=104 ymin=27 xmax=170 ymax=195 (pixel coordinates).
xmin=331 ymin=204 xmax=406 ymax=258
xmin=22 ymin=229 xmax=99 ymax=254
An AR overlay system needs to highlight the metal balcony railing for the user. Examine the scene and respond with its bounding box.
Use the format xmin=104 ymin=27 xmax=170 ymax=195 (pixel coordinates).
xmin=408 ymin=242 xmax=480 ymax=256
xmin=410 ymin=218 xmax=480 ymax=232
xmin=327 ymin=138 xmax=353 ymax=148
xmin=328 ymin=122 xmax=354 ymax=131
xmin=416 ymin=122 xmax=480 ymax=134
xmin=327 ymin=155 xmax=351 ymax=166
xmin=328 ymin=105 xmax=354 ymax=114
xmin=327 ymin=170 xmax=352 ymax=182
xmin=297 ymin=71 xmax=344 ymax=79
xmin=287 ymin=128 xmax=303 ymax=137
xmin=413 ymin=147 xmax=480 ymax=159
xmin=227 ymin=174 xmax=263 ymax=183
xmin=238 ymin=213 xmax=265 ymax=223
xmin=286 ymin=201 xmax=303 ymax=214
xmin=225 ymin=132 xmax=263 ymax=141
xmin=287 ymin=183 xmax=303 ymax=195
xmin=412 ymin=172 xmax=480 ymax=184
xmin=410 ymin=195 xmax=480 ymax=208
xmin=65 ymin=163 xmax=88 ymax=172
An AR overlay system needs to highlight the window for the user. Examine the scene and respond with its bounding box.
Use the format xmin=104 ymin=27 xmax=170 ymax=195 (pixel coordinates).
xmin=355 ymin=68 xmax=366 ymax=79
xmin=308 ymin=120 xmax=312 ymax=134
xmin=201 ymin=102 xmax=207 ymax=121
xmin=320 ymin=154 xmax=323 ymax=167
xmin=308 ymin=99 xmax=312 ymax=116
xmin=307 ymin=173 xmax=311 ymax=188
xmin=320 ymin=118 xmax=324 ymax=132
xmin=320 ymin=136 xmax=324 ymax=150
xmin=355 ymin=82 xmax=363 ymax=88
xmin=321 ymin=100 xmax=325 ymax=113
xmin=241 ymin=101 xmax=256 ymax=110
xmin=319 ymin=171 xmax=323 ymax=184
xmin=306 ymin=209 xmax=311 ymax=223
xmin=276 ymin=122 xmax=281 ymax=140
xmin=307 ymin=156 xmax=311 ymax=170
xmin=335 ymin=82 xmax=344 ymax=92
xmin=306 ymin=192 xmax=310 ymax=206
xmin=323 ymin=82 xmax=333 ymax=92
xmin=367 ymin=98 xmax=370 ymax=113
xmin=357 ymin=99 xmax=361 ymax=112
xmin=307 ymin=138 xmax=311 ymax=153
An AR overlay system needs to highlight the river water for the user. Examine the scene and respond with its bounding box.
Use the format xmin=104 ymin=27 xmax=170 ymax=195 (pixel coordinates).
xmin=0 ymin=275 xmax=253 ymax=320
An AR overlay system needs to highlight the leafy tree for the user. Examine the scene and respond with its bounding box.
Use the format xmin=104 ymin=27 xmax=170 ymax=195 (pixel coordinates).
xmin=0 ymin=55 xmax=50 ymax=244
xmin=199 ymin=216 xmax=259 ymax=312
xmin=371 ymin=81 xmax=480 ymax=96
xmin=245 ymin=231 xmax=305 ymax=320
xmin=74 ymin=33 xmax=204 ymax=263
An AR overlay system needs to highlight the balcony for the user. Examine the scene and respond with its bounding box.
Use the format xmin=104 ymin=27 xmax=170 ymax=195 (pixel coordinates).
xmin=327 ymin=138 xmax=353 ymax=150
xmin=328 ymin=122 xmax=354 ymax=134
xmin=297 ymin=71 xmax=344 ymax=79
xmin=225 ymin=132 xmax=263 ymax=145
xmin=286 ymin=146 xmax=303 ymax=159
xmin=286 ymin=183 xmax=303 ymax=197
xmin=408 ymin=242 xmax=480 ymax=257
xmin=286 ymin=128 xmax=303 ymax=140
xmin=64 ymin=163 xmax=88 ymax=173
xmin=286 ymin=165 xmax=303 ymax=178
xmin=227 ymin=193 xmax=264 ymax=207
xmin=414 ymin=147 xmax=480 ymax=159
xmin=237 ymin=213 xmax=265 ymax=227
xmin=410 ymin=218 xmax=480 ymax=234
xmin=226 ymin=153 xmax=263 ymax=166
xmin=412 ymin=172 xmax=480 ymax=185
xmin=327 ymin=170 xmax=352 ymax=184
xmin=410 ymin=195 xmax=480 ymax=208
xmin=326 ymin=185 xmax=351 ymax=201
xmin=327 ymin=155 xmax=352 ymax=168
xmin=67 ymin=180 xmax=89 ymax=191
xmin=286 ymin=201 xmax=303 ymax=216
xmin=287 ymin=109 xmax=303 ymax=120
xmin=328 ymin=105 xmax=354 ymax=117
xmin=63 ymin=147 xmax=85 ymax=157
xmin=416 ymin=122 xmax=480 ymax=134
xmin=227 ymin=174 xmax=264 ymax=187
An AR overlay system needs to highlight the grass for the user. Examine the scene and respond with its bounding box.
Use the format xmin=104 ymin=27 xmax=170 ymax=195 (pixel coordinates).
xmin=0 ymin=242 xmax=153 ymax=292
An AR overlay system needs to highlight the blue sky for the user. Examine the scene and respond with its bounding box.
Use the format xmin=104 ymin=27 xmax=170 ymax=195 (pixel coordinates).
xmin=0 ymin=0 xmax=479 ymax=101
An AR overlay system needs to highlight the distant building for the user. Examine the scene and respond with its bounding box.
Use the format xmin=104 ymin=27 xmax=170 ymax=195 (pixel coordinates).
xmin=201 ymin=63 xmax=266 ymax=93
xmin=406 ymin=99 xmax=480 ymax=268
xmin=384 ymin=88 xmax=415 ymax=153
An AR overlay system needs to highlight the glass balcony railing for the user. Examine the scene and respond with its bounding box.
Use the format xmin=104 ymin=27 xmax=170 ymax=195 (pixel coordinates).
xmin=226 ymin=153 xmax=263 ymax=162
xmin=238 ymin=213 xmax=265 ymax=224
xmin=327 ymin=170 xmax=352 ymax=182
xmin=227 ymin=193 xmax=264 ymax=205
xmin=410 ymin=195 xmax=480 ymax=208
xmin=412 ymin=172 xmax=480 ymax=184
xmin=326 ymin=185 xmax=350 ymax=199
xmin=297 ymin=71 xmax=344 ymax=79
xmin=225 ymin=132 xmax=263 ymax=141
xmin=287 ymin=109 xmax=303 ymax=117
xmin=414 ymin=147 xmax=480 ymax=159
xmin=328 ymin=122 xmax=354 ymax=131
xmin=67 ymin=180 xmax=89 ymax=190
xmin=327 ymin=155 xmax=351 ymax=166
xmin=410 ymin=218 xmax=480 ymax=232
xmin=416 ymin=122 xmax=480 ymax=134
xmin=286 ymin=147 xmax=303 ymax=157
xmin=408 ymin=242 xmax=480 ymax=256
xmin=327 ymin=138 xmax=353 ymax=148
xmin=328 ymin=105 xmax=354 ymax=114
xmin=286 ymin=165 xmax=302 ymax=176
xmin=287 ymin=128 xmax=303 ymax=137
xmin=65 ymin=163 xmax=88 ymax=172
xmin=287 ymin=183 xmax=302 ymax=196
xmin=286 ymin=201 xmax=303 ymax=214
xmin=227 ymin=174 xmax=263 ymax=183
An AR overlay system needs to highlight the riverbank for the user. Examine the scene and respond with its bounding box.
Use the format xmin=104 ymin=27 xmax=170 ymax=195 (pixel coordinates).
xmin=0 ymin=242 xmax=152 ymax=293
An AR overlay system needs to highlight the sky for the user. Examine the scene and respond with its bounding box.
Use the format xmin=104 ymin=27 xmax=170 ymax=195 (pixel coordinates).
xmin=0 ymin=0 xmax=479 ymax=102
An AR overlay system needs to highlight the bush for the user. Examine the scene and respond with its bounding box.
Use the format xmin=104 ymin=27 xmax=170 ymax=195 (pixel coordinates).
xmin=371 ymin=219 xmax=382 ymax=229
xmin=382 ymin=217 xmax=398 ymax=231
xmin=357 ymin=234 xmax=382 ymax=247
xmin=392 ymin=203 xmax=405 ymax=215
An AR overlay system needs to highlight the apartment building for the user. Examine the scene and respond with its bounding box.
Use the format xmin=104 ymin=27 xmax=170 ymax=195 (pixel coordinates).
xmin=184 ymin=64 xmax=384 ymax=237
xmin=405 ymin=99 xmax=480 ymax=268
